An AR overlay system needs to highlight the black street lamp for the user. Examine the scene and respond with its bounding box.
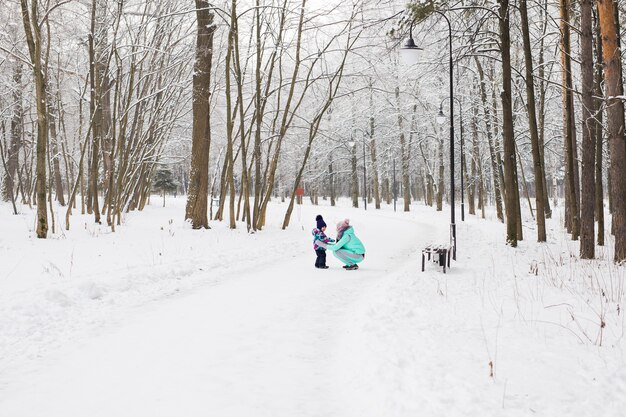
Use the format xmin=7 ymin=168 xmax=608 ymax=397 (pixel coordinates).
xmin=402 ymin=10 xmax=456 ymax=259
xmin=438 ymin=98 xmax=466 ymax=222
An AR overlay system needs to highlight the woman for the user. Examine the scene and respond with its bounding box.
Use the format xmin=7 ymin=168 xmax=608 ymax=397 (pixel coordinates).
xmin=315 ymin=219 xmax=365 ymax=270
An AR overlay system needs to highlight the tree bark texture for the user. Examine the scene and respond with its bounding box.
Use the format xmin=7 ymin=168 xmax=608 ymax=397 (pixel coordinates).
xmin=537 ymin=0 xmax=552 ymax=219
xmin=520 ymin=0 xmax=547 ymax=242
xmin=580 ymin=0 xmax=596 ymax=258
xmin=185 ymin=0 xmax=215 ymax=229
xmin=561 ymin=0 xmax=580 ymax=239
xmin=594 ymin=9 xmax=605 ymax=246
xmin=498 ymin=0 xmax=520 ymax=246
xmin=475 ymin=57 xmax=504 ymax=222
xmin=369 ymin=82 xmax=381 ymax=209
xmin=20 ymin=0 xmax=49 ymax=238
xmin=597 ymin=0 xmax=626 ymax=262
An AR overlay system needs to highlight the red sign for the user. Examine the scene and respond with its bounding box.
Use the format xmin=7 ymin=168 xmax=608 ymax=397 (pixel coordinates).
xmin=295 ymin=187 xmax=305 ymax=196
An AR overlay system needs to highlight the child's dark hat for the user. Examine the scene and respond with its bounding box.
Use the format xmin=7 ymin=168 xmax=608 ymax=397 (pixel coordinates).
xmin=316 ymin=214 xmax=327 ymax=229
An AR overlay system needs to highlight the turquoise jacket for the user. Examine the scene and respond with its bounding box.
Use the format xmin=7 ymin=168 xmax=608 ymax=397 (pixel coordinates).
xmin=327 ymin=226 xmax=365 ymax=254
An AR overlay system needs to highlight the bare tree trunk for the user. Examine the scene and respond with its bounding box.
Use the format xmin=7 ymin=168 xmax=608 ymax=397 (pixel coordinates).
xmin=419 ymin=141 xmax=434 ymax=207
xmin=498 ymin=0 xmax=520 ymax=246
xmin=470 ymin=99 xmax=481 ymax=216
xmin=47 ymin=101 xmax=65 ymax=206
xmin=561 ymin=0 xmax=580 ymax=240
xmin=467 ymin=100 xmax=480 ymax=215
xmin=185 ymin=0 xmax=215 ymax=229
xmin=369 ymin=81 xmax=381 ymax=209
xmin=252 ymin=0 xmax=263 ymax=230
xmin=520 ymin=0 xmax=547 ymax=241
xmin=46 ymin=130 xmax=55 ymax=234
xmin=516 ymin=143 xmax=534 ymax=219
xmin=395 ymin=87 xmax=410 ymax=212
xmin=436 ymin=134 xmax=444 ymax=211
xmin=0 ymin=123 xmax=18 ymax=214
xmin=580 ymin=0 xmax=596 ymax=258
xmin=256 ymin=0 xmax=307 ymax=229
xmin=231 ymin=0 xmax=251 ymax=232
xmin=20 ymin=0 xmax=48 ymax=238
xmin=475 ymin=57 xmax=504 ymax=222
xmin=382 ymin=176 xmax=390 ymax=205
xmin=94 ymin=0 xmax=113 ymax=222
xmin=597 ymin=0 xmax=626 ymax=261
xmin=3 ymin=63 xmax=22 ymax=203
xmin=215 ymin=154 xmax=229 ymax=221
xmin=88 ymin=0 xmax=101 ymax=224
xmin=66 ymin=139 xmax=90 ymax=230
xmin=490 ymin=72 xmax=507 ymax=201
xmin=594 ymin=9 xmax=605 ymax=246
xmin=537 ymin=0 xmax=553 ymax=219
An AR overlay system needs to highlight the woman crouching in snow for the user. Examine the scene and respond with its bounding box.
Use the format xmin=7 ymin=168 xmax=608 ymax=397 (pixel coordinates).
xmin=314 ymin=219 xmax=365 ymax=270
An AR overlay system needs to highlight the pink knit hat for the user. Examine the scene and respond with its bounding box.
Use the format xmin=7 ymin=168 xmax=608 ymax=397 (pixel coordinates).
xmin=336 ymin=218 xmax=350 ymax=232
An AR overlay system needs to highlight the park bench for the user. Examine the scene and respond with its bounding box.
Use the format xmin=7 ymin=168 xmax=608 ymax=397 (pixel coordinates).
xmin=421 ymin=244 xmax=453 ymax=273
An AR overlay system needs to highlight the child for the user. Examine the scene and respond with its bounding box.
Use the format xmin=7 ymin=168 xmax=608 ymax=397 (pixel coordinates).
xmin=312 ymin=215 xmax=334 ymax=269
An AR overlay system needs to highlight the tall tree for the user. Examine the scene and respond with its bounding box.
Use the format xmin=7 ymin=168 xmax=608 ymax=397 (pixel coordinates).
xmin=593 ymin=8 xmax=605 ymax=246
xmin=185 ymin=0 xmax=215 ymax=229
xmin=561 ymin=0 xmax=580 ymax=239
xmin=597 ymin=0 xmax=626 ymax=262
xmin=395 ymin=86 xmax=410 ymax=212
xmin=256 ymin=0 xmax=307 ymax=229
xmin=231 ymin=0 xmax=252 ymax=231
xmin=3 ymin=63 xmax=23 ymax=203
xmin=368 ymin=80 xmax=381 ymax=209
xmin=475 ymin=57 xmax=504 ymax=222
xmin=580 ymin=0 xmax=596 ymax=258
xmin=20 ymin=0 xmax=48 ymax=238
xmin=87 ymin=0 xmax=102 ymax=223
xmin=351 ymin=141 xmax=359 ymax=207
xmin=537 ymin=0 xmax=552 ymax=219
xmin=497 ymin=0 xmax=520 ymax=246
xmin=519 ymin=0 xmax=547 ymax=242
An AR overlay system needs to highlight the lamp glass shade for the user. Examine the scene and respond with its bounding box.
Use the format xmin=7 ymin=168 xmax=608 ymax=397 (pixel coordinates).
xmin=399 ymin=38 xmax=420 ymax=66
xmin=436 ymin=112 xmax=446 ymax=125
xmin=348 ymin=140 xmax=356 ymax=147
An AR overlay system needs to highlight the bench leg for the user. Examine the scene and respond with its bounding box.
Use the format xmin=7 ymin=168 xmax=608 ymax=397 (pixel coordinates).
xmin=438 ymin=251 xmax=444 ymax=267
xmin=421 ymin=253 xmax=425 ymax=272
xmin=447 ymin=249 xmax=451 ymax=268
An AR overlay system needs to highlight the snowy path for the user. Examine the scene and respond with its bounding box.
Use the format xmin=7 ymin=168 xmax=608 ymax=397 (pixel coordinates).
xmin=3 ymin=200 xmax=624 ymax=416
xmin=0 ymin=205 xmax=432 ymax=417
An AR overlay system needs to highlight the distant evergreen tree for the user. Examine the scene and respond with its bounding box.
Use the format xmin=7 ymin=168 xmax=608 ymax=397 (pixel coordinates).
xmin=153 ymin=168 xmax=178 ymax=207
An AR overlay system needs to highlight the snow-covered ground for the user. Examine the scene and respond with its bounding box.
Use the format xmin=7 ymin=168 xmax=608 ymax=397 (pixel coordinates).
xmin=0 ymin=196 xmax=624 ymax=416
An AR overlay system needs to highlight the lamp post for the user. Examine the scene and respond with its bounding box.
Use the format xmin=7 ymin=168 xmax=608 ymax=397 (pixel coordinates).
xmin=402 ymin=10 xmax=456 ymax=259
xmin=438 ymin=98 xmax=465 ymax=222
